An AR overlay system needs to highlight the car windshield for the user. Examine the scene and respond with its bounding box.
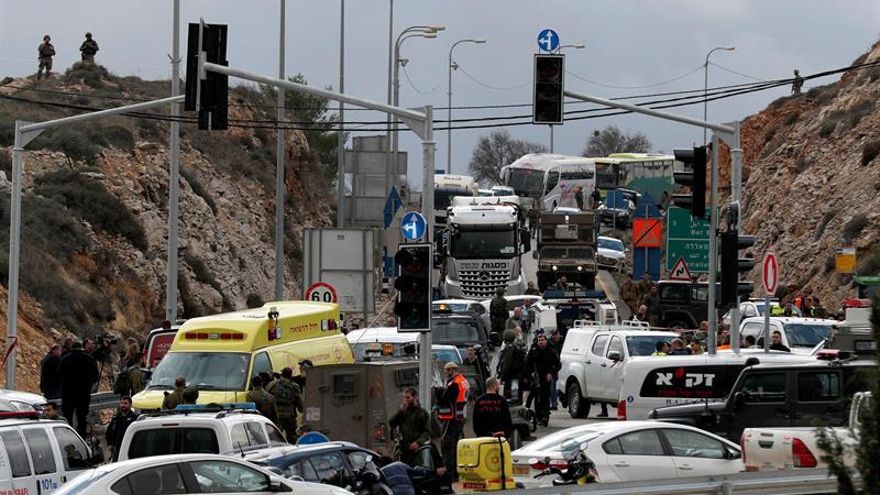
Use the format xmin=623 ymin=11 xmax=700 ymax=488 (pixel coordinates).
xmin=450 ymin=229 xmax=516 ymax=258
xmin=784 ymin=323 xmax=833 ymax=347
xmin=432 ymin=319 xmax=481 ymax=344
xmin=540 ymin=247 xmax=593 ymax=259
xmin=435 ymin=188 xmax=470 ymax=210
xmin=432 ymin=347 xmax=462 ymax=365
xmin=149 ymin=352 xmax=250 ymax=391
xmin=506 ymin=168 xmax=545 ymax=196
xmin=627 ymin=336 xmax=675 ymax=356
xmin=598 ymin=238 xmax=624 ymax=252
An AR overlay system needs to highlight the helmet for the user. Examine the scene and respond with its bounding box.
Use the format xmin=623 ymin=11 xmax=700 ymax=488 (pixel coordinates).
xmin=85 ymin=32 xmax=92 ymax=38
xmin=43 ymin=35 xmax=50 ymax=41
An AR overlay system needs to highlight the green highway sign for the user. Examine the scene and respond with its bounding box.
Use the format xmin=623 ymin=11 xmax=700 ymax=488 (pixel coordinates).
xmin=666 ymin=206 xmax=710 ymax=273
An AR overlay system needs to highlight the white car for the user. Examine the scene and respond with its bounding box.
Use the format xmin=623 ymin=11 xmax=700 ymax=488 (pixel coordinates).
xmin=739 ymin=316 xmax=837 ymax=353
xmin=510 ymin=421 xmax=743 ymax=487
xmin=596 ymin=236 xmax=626 ymax=272
xmin=0 ymin=389 xmax=47 ymax=412
xmin=54 ymin=454 xmax=351 ymax=495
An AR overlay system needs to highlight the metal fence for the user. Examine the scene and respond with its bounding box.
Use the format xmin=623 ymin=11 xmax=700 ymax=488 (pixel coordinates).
xmin=482 ymin=469 xmax=844 ymax=495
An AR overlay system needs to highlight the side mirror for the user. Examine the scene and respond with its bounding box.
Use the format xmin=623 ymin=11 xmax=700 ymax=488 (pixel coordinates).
xmin=733 ymin=391 xmax=745 ymax=409
xmin=607 ymin=351 xmax=622 ymax=362
xmin=269 ymin=476 xmax=291 ymax=492
xmin=726 ymin=448 xmax=743 ymax=460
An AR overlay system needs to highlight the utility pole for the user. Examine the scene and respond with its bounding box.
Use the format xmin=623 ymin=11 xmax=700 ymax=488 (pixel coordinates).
xmin=165 ymin=0 xmax=181 ymax=323
xmin=274 ymin=0 xmax=287 ymax=300
xmin=337 ymin=0 xmax=345 ymax=228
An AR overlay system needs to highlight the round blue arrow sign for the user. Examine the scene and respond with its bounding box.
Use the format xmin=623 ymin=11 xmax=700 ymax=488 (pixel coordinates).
xmin=537 ymin=29 xmax=560 ymax=53
xmin=400 ymin=211 xmax=427 ymax=241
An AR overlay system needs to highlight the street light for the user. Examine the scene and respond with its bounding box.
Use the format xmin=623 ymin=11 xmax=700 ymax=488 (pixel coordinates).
xmin=385 ymin=25 xmax=443 ymax=194
xmin=703 ymin=46 xmax=734 ymax=145
xmin=447 ymin=38 xmax=486 ymax=174
xmin=548 ymin=43 xmax=584 ymax=153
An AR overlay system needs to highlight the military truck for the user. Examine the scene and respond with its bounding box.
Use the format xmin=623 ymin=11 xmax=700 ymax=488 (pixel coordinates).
xmin=535 ymin=210 xmax=598 ymax=291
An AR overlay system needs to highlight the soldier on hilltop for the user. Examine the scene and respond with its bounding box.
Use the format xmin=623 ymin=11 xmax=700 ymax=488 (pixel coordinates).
xmin=80 ymin=33 xmax=99 ymax=64
xmin=37 ymin=35 xmax=55 ymax=79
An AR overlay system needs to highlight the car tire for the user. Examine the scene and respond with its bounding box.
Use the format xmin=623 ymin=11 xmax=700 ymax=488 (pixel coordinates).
xmin=567 ymin=382 xmax=589 ymax=419
xmin=509 ymin=428 xmax=522 ymax=450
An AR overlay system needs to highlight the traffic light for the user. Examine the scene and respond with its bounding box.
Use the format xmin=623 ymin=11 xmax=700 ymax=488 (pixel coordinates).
xmin=672 ymin=146 xmax=707 ymax=218
xmin=394 ymin=244 xmax=432 ymax=332
xmin=532 ymin=54 xmax=564 ymax=124
xmin=720 ymin=231 xmax=755 ymax=308
xmin=184 ymin=23 xmax=229 ymax=130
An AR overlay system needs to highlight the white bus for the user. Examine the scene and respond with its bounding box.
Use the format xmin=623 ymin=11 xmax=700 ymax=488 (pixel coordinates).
xmin=433 ymin=174 xmax=478 ymax=225
xmin=501 ymin=153 xmax=597 ymax=211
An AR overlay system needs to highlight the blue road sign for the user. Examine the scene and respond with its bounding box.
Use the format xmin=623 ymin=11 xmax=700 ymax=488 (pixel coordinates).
xmin=632 ymin=192 xmax=662 ymax=219
xmin=297 ymin=432 xmax=330 ymax=445
xmin=383 ymin=186 xmax=403 ymax=229
xmin=537 ymin=29 xmax=560 ymax=52
xmin=400 ymin=211 xmax=427 ymax=241
xmin=633 ymin=246 xmax=661 ymax=281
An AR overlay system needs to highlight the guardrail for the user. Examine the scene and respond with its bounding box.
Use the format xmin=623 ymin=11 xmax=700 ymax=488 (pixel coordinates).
xmin=89 ymin=392 xmax=120 ymax=410
xmin=481 ymin=469 xmax=845 ymax=495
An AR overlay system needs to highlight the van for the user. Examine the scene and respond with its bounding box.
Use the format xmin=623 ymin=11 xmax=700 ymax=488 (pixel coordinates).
xmin=557 ymin=321 xmax=678 ymax=418
xmin=132 ymin=302 xmax=354 ymax=410
xmin=617 ymin=351 xmax=817 ymax=420
xmin=143 ymin=321 xmax=185 ymax=370
xmin=0 ymin=412 xmax=99 ymax=493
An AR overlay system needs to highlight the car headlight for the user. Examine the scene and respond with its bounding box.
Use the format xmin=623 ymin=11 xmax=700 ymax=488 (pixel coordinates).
xmin=551 ymin=265 xmax=558 ymax=271
xmin=577 ymin=265 xmax=583 ymax=271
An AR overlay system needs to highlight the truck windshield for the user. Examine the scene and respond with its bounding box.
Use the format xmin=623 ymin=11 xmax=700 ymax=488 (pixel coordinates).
xmin=506 ymin=168 xmax=545 ymax=196
xmin=541 ymin=247 xmax=593 ymax=259
xmin=148 ymin=352 xmax=250 ymax=391
xmin=432 ymin=319 xmax=481 ymax=344
xmin=784 ymin=323 xmax=833 ymax=347
xmin=435 ymin=188 xmax=469 ymax=210
xmin=627 ymin=336 xmax=677 ymax=356
xmin=450 ymin=229 xmax=516 ymax=258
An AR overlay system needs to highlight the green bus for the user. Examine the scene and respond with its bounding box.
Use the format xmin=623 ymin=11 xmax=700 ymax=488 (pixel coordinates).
xmin=595 ymin=153 xmax=677 ymax=202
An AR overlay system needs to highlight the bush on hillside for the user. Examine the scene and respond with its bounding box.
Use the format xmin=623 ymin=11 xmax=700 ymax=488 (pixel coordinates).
xmin=862 ymin=140 xmax=880 ymax=166
xmin=180 ymin=166 xmax=217 ymax=214
xmin=246 ymin=293 xmax=264 ymax=309
xmin=843 ymin=213 xmax=869 ymax=243
xmin=847 ymin=100 xmax=874 ymax=129
xmin=34 ymin=170 xmax=148 ymax=250
xmin=64 ymin=62 xmax=112 ymax=89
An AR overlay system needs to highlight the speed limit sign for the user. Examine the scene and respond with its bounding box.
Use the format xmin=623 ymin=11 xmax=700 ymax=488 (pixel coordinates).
xmin=305 ymin=282 xmax=338 ymax=304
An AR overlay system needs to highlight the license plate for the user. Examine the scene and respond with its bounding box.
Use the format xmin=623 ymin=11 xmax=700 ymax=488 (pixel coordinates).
xmin=463 ymin=482 xmax=487 ymax=490
xmin=513 ymin=466 xmax=530 ymax=475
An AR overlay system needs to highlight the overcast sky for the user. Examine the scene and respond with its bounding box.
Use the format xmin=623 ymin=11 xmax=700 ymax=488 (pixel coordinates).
xmin=2 ymin=1 xmax=878 ymax=189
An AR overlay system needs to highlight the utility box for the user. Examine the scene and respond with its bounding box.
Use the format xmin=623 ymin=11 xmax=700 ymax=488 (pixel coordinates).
xmin=302 ymin=361 xmax=442 ymax=456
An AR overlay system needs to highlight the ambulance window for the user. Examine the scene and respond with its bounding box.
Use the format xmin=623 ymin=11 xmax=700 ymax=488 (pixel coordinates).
xmin=23 ymin=428 xmax=56 ymax=474
xmin=53 ymin=426 xmax=90 ymax=470
xmin=0 ymin=430 xmax=32 ymax=477
xmin=252 ymin=352 xmax=272 ymax=378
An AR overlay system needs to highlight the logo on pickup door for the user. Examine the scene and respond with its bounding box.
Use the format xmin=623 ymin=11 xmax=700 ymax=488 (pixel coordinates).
xmin=656 ymin=371 xmax=716 ymax=388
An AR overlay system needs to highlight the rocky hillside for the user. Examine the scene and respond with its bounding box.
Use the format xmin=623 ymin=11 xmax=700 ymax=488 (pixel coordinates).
xmin=735 ymin=42 xmax=880 ymax=311
xmin=0 ymin=64 xmax=337 ymax=391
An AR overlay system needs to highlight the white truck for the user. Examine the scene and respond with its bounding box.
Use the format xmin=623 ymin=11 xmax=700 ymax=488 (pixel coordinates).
xmin=433 ymin=174 xmax=478 ymax=228
xmin=440 ymin=198 xmax=530 ymax=299
xmin=740 ymin=391 xmax=871 ymax=472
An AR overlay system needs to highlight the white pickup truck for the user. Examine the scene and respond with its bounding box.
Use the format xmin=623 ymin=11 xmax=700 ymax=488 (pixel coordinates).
xmin=740 ymin=391 xmax=870 ymax=471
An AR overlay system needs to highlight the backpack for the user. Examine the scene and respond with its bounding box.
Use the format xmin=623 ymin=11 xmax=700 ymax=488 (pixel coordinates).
xmin=273 ymin=379 xmax=298 ymax=407
xmin=113 ymin=368 xmax=130 ymax=395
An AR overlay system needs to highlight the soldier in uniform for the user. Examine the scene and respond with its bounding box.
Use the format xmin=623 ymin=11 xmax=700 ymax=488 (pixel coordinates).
xmin=162 ymin=376 xmax=187 ymax=410
xmin=791 ymin=69 xmax=804 ymax=95
xmin=37 ymin=35 xmax=55 ymax=79
xmin=619 ymin=273 xmax=638 ymax=314
xmin=246 ymin=376 xmax=278 ymax=424
xmin=643 ymin=284 xmax=663 ymax=327
xmin=271 ymin=367 xmax=303 ymax=441
xmin=489 ymin=288 xmax=508 ymax=342
xmin=637 ymin=272 xmax=654 ymax=304
xmin=388 ymin=387 xmax=432 ymax=465
xmin=79 ymin=33 xmax=99 ymax=64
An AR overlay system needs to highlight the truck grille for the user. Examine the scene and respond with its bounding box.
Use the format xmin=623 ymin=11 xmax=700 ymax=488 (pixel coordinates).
xmin=459 ymin=270 xmax=510 ymax=298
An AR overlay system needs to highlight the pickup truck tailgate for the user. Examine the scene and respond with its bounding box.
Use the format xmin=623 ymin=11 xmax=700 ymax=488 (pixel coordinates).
xmin=742 ymin=427 xmax=856 ymax=471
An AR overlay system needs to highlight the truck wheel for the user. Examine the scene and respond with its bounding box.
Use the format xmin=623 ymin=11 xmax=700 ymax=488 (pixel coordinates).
xmin=509 ymin=428 xmax=522 ymax=450
xmin=567 ymin=382 xmax=589 ymax=419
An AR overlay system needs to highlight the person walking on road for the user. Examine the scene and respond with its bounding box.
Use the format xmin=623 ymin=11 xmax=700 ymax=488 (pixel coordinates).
xmin=40 ymin=344 xmax=62 ymax=400
xmin=246 ymin=376 xmax=279 ymax=424
xmin=79 ymin=32 xmax=99 ymax=63
xmin=388 ymin=387 xmax=432 ymax=466
xmin=437 ymin=362 xmax=469 ymax=479
xmin=271 ymin=367 xmax=303 ymax=442
xmin=106 ymin=396 xmax=137 ymax=462
xmin=472 ymin=378 xmax=513 ymax=439
xmin=59 ymin=341 xmax=99 ymax=437
xmin=490 ymin=288 xmax=508 ymax=340
xmin=497 ymin=330 xmax=525 ymax=401
xmin=162 ymin=376 xmax=187 ymax=410
xmin=526 ymin=333 xmax=560 ymax=427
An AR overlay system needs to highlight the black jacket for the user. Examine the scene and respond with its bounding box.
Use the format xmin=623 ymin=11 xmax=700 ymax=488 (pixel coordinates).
xmin=526 ymin=344 xmax=561 ymax=379
xmin=106 ymin=410 xmax=138 ymax=460
xmin=59 ymin=350 xmax=99 ymax=399
xmin=472 ymin=392 xmax=513 ymax=438
xmin=40 ymin=353 xmax=61 ymax=399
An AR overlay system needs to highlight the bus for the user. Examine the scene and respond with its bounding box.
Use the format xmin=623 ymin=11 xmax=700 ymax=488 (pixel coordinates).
xmin=594 ymin=153 xmax=676 ymax=203
xmin=500 ymin=153 xmax=597 ymax=211
xmin=434 ymin=174 xmax=478 ymax=226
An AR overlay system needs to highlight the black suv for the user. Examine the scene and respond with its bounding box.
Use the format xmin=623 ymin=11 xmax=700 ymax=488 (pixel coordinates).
xmin=648 ymin=359 xmax=877 ymax=440
xmin=657 ymin=280 xmax=719 ymax=329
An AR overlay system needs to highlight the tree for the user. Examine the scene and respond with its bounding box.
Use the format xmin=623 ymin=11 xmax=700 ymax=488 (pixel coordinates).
xmin=468 ymin=130 xmax=547 ymax=184
xmin=582 ymin=125 xmax=652 ymax=157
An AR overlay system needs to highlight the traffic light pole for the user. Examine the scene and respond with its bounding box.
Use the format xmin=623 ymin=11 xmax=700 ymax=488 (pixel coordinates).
xmin=201 ymin=61 xmax=437 ymax=407
xmin=563 ymin=90 xmax=736 ymax=349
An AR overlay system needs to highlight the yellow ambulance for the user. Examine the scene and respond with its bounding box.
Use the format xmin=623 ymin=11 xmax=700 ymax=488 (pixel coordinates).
xmin=132 ymin=301 xmax=354 ymax=410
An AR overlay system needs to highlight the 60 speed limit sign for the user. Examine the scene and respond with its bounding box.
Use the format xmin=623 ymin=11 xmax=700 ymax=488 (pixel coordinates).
xmin=305 ymin=282 xmax=338 ymax=304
